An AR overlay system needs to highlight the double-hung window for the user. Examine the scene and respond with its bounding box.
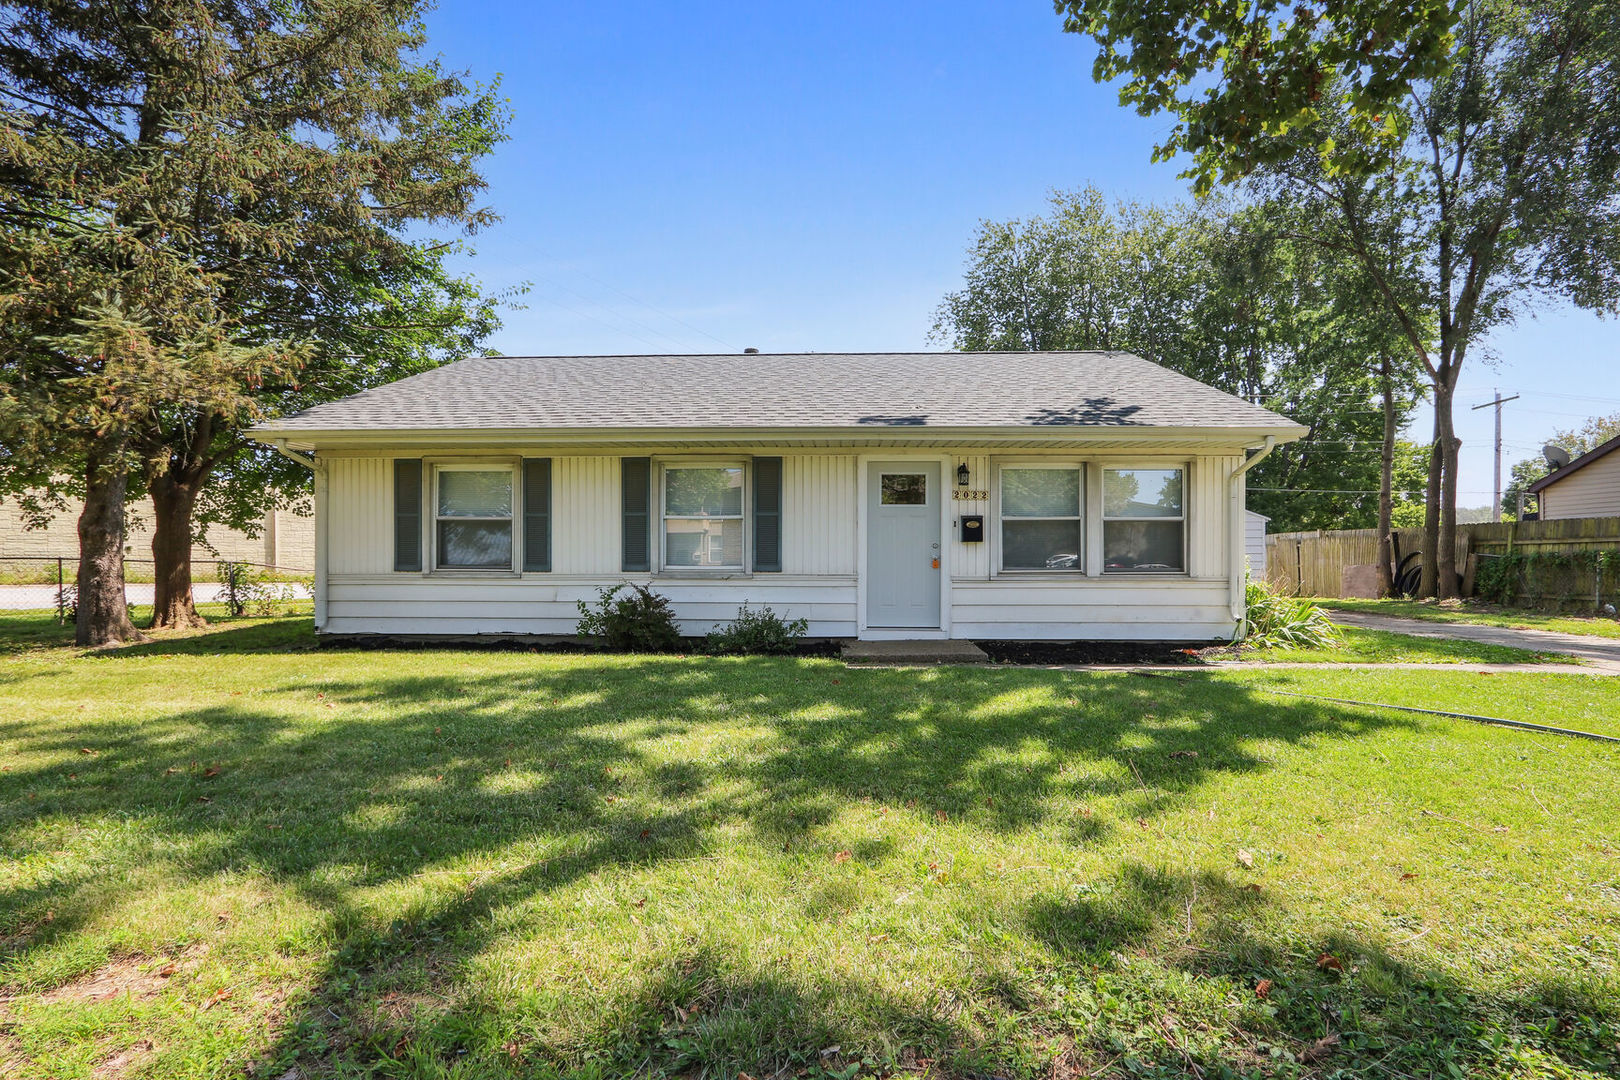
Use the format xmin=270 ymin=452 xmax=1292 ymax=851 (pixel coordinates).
xmin=434 ymin=465 xmax=515 ymax=570
xmin=1102 ymin=467 xmax=1185 ymax=573
xmin=1000 ymin=464 xmax=1083 ymax=571
xmin=662 ymin=463 xmax=745 ymax=570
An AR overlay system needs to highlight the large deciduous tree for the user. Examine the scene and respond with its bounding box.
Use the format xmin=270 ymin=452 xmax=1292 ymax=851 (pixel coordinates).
xmin=1056 ymin=0 xmax=1620 ymax=599
xmin=1054 ymin=0 xmax=1459 ymax=194
xmin=0 ymin=0 xmax=506 ymax=641
xmin=931 ymin=187 xmax=1418 ymax=536
xmin=1245 ymin=0 xmax=1620 ymax=595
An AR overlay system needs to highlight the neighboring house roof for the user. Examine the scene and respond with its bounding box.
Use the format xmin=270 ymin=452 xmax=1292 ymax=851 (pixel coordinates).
xmin=1528 ymin=433 xmax=1620 ymax=494
xmin=255 ymin=352 xmax=1305 ymax=440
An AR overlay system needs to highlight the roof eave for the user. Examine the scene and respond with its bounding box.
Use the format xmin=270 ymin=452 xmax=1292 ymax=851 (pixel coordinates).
xmin=250 ymin=421 xmax=1310 ymax=453
xmin=1527 ymin=433 xmax=1620 ymax=493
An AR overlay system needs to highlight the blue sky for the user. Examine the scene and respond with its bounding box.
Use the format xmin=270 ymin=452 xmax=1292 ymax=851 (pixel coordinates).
xmin=424 ymin=1 xmax=1617 ymax=510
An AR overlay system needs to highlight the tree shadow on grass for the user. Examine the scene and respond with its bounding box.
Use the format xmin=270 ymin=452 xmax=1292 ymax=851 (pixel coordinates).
xmin=1028 ymin=861 xmax=1619 ymax=1078
xmin=0 ymin=653 xmax=1612 ymax=1076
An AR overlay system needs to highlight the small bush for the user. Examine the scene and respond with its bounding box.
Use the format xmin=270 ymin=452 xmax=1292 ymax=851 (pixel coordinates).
xmin=706 ymin=602 xmax=809 ymax=655
xmin=216 ymin=561 xmax=298 ymax=617
xmin=575 ymin=583 xmax=683 ymax=652
xmin=1243 ymin=578 xmax=1342 ymax=649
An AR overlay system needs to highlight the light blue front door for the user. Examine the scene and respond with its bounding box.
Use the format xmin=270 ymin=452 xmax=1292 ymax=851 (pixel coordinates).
xmin=867 ymin=462 xmax=941 ymax=628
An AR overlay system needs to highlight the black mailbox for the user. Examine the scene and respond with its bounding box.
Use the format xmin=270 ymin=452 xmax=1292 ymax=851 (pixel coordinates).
xmin=959 ymin=515 xmax=984 ymax=542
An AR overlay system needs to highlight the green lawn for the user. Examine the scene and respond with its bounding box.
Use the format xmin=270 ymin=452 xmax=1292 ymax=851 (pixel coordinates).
xmin=1231 ymin=625 xmax=1574 ymax=665
xmin=1 ymin=618 xmax=1617 ymax=1079
xmin=1317 ymin=598 xmax=1620 ymax=641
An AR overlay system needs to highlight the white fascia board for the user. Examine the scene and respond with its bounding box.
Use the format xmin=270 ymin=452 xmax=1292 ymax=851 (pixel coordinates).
xmin=249 ymin=423 xmax=1309 ymax=454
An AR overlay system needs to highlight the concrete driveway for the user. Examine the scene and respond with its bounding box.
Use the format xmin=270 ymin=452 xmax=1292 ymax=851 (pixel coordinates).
xmin=1329 ymin=610 xmax=1620 ymax=674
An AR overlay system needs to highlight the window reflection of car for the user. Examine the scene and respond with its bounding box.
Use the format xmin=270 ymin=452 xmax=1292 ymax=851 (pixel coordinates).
xmin=1044 ymin=553 xmax=1081 ymax=569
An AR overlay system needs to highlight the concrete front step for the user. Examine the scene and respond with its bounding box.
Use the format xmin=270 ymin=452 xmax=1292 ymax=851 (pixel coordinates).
xmin=842 ymin=639 xmax=989 ymax=664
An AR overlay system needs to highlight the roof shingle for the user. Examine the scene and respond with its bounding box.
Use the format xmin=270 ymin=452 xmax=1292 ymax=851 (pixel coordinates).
xmin=258 ymin=352 xmax=1301 ymax=433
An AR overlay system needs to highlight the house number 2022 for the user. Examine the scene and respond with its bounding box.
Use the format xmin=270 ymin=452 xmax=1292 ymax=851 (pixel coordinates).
xmin=951 ymin=489 xmax=989 ymax=501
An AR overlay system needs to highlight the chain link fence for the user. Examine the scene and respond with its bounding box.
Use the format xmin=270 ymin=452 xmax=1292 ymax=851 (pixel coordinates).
xmin=0 ymin=555 xmax=313 ymax=624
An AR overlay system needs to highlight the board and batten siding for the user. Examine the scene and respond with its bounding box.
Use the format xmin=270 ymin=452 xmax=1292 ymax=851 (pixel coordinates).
xmin=318 ymin=449 xmax=1246 ymax=640
xmin=781 ymin=455 xmax=857 ymax=575
xmin=1539 ymin=451 xmax=1620 ymax=520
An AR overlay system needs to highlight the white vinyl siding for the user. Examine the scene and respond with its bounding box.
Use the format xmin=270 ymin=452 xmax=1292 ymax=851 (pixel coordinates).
xmin=781 ymin=455 xmax=857 ymax=575
xmin=317 ymin=448 xmax=1248 ymax=641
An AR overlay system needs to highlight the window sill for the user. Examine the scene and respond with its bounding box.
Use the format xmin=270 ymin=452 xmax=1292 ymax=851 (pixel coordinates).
xmin=654 ymin=570 xmax=753 ymax=580
xmin=425 ymin=569 xmax=522 ymax=578
xmin=990 ymin=571 xmax=1088 ymax=581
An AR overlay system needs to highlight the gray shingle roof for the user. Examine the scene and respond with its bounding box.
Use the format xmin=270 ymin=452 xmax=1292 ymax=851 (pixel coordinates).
xmin=258 ymin=352 xmax=1302 ymax=433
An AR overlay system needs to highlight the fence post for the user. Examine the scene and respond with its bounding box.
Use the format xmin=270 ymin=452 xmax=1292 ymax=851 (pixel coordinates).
xmin=55 ymin=556 xmax=65 ymax=625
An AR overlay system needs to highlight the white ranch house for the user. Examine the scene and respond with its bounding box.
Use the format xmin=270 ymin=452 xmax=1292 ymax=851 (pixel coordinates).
xmin=251 ymin=352 xmax=1305 ymax=642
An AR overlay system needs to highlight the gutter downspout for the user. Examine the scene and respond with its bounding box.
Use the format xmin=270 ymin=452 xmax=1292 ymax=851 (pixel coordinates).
xmin=272 ymin=441 xmax=327 ymax=632
xmin=1228 ymin=436 xmax=1278 ymax=635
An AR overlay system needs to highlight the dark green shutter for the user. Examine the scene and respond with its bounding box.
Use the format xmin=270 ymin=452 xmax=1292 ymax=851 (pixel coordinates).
xmin=753 ymin=456 xmax=782 ymax=572
xmin=621 ymin=457 xmax=651 ymax=572
xmin=522 ymin=458 xmax=551 ymax=572
xmin=393 ymin=459 xmax=423 ymax=572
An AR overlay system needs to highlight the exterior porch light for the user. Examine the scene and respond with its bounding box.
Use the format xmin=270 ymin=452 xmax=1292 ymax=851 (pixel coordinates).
xmin=957 ymin=462 xmax=970 ymax=486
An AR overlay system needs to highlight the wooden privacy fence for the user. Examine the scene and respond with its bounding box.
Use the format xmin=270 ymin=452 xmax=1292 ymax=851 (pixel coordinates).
xmin=1265 ymin=516 xmax=1620 ymax=608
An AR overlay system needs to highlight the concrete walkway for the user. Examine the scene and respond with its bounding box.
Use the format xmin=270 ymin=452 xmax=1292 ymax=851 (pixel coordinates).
xmin=1329 ymin=611 xmax=1620 ymax=675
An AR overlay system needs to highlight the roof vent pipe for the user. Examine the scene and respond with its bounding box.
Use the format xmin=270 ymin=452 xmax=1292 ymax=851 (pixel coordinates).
xmin=743 ymin=347 xmax=759 ymax=354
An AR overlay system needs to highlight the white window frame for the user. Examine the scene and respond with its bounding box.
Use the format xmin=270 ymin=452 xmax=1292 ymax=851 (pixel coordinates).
xmin=658 ymin=459 xmax=749 ymax=574
xmin=1100 ymin=463 xmax=1189 ymax=575
xmin=994 ymin=461 xmax=1085 ymax=574
xmin=430 ymin=460 xmax=519 ymax=573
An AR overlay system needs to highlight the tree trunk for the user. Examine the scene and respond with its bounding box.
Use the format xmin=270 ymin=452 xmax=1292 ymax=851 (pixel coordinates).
xmin=1420 ymin=415 xmax=1443 ymax=599
xmin=1435 ymin=382 xmax=1462 ymax=600
xmin=1377 ymin=353 xmax=1397 ymax=597
xmin=75 ymin=446 xmax=141 ymax=646
xmin=149 ymin=472 xmax=206 ymax=629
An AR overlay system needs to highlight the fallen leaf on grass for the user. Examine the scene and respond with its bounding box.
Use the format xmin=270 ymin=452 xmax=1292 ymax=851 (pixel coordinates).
xmin=1316 ymin=952 xmax=1344 ymax=973
xmin=1242 ymin=883 xmax=1263 ymax=893
xmin=1400 ymin=872 xmax=1418 ymax=881
xmin=1169 ymin=750 xmax=1198 ymax=759
xmin=203 ymin=766 xmax=221 ymax=779
xmin=1301 ymin=1034 xmax=1341 ymax=1062
xmin=202 ymin=988 xmax=232 ymax=1010
xmin=1255 ymin=978 xmax=1273 ymax=999
xmin=1236 ymin=849 xmax=1254 ymax=869
xmin=79 ymin=747 xmax=96 ymax=755
xmin=832 ymin=849 xmax=852 ymax=864
xmin=934 ymin=810 xmax=948 ymax=823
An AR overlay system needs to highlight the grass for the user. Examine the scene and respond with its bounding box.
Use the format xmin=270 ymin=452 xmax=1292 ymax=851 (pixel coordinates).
xmin=0 ymin=618 xmax=1617 ymax=1079
xmin=1317 ymin=597 xmax=1620 ymax=641
xmin=1230 ymin=625 xmax=1576 ymax=665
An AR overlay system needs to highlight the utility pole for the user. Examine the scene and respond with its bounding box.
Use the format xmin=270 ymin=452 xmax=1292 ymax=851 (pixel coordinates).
xmin=1471 ymin=389 xmax=1520 ymax=520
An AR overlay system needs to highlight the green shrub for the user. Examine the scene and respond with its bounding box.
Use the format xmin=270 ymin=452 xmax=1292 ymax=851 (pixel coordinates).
xmin=216 ymin=561 xmax=298 ymax=617
xmin=706 ymin=602 xmax=809 ymax=655
xmin=575 ymin=583 xmax=683 ymax=652
xmin=1243 ymin=578 xmax=1342 ymax=649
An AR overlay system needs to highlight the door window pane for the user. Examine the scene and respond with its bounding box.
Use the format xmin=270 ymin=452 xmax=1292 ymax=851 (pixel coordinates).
xmin=437 ymin=520 xmax=513 ymax=569
xmin=880 ymin=473 xmax=927 ymax=505
xmin=1103 ymin=469 xmax=1183 ymax=518
xmin=1001 ymin=468 xmax=1079 ymax=517
xmin=1103 ymin=521 xmax=1184 ymax=572
xmin=1003 ymin=519 xmax=1083 ymax=570
xmin=438 ymin=470 xmax=513 ymax=517
xmin=665 ymin=466 xmax=743 ymax=516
